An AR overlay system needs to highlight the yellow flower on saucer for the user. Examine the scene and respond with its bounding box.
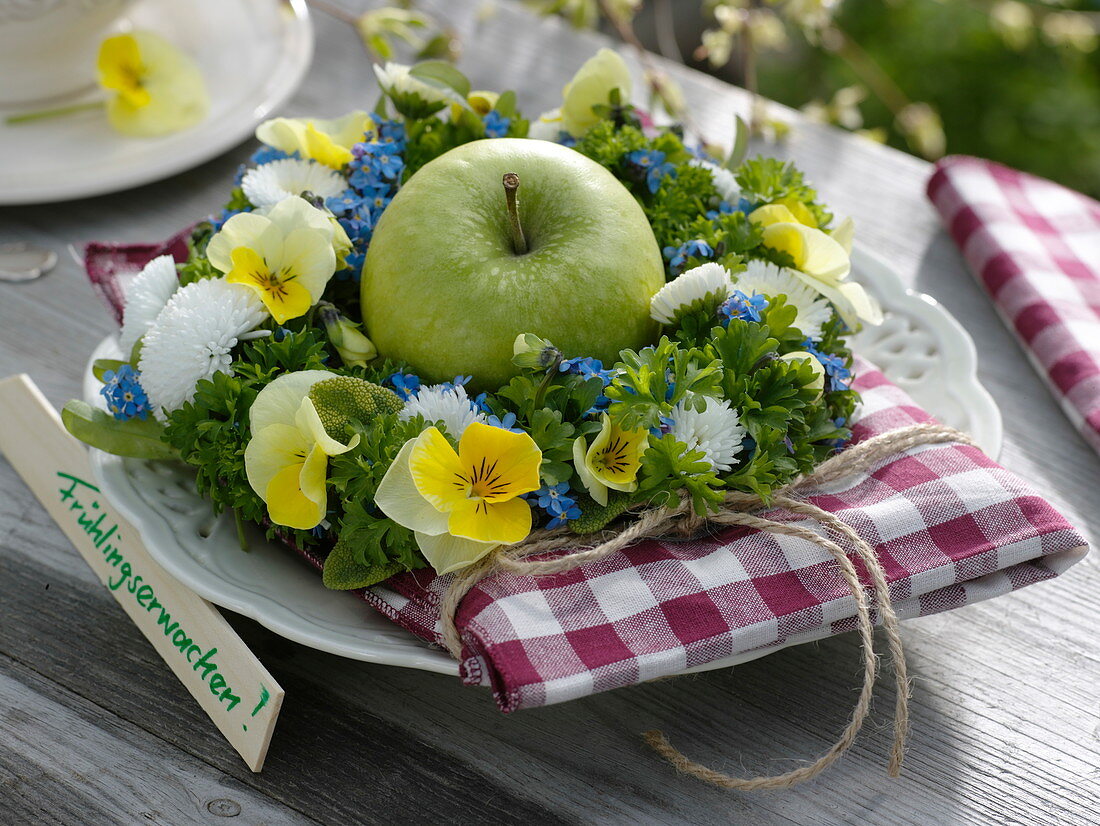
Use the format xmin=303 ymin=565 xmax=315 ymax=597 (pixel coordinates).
xmin=572 ymin=414 xmax=648 ymax=506
xmin=206 ymin=196 xmax=341 ymax=324
xmin=97 ymin=32 xmax=208 ymax=137
xmin=750 ymin=205 xmax=881 ymax=327
xmin=560 ymin=48 xmax=632 ymax=137
xmin=244 ymin=371 xmax=360 ymax=530
xmin=255 ymin=111 xmax=371 ymax=169
xmin=375 ymin=422 xmax=542 ymax=575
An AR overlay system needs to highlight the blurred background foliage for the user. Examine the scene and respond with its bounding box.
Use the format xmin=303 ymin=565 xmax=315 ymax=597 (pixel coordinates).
xmin=314 ymin=0 xmax=1100 ymax=196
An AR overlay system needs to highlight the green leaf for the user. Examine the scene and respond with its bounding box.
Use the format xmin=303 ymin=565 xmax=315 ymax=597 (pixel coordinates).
xmin=495 ymin=89 xmax=517 ymax=118
xmin=725 ymin=114 xmax=750 ymax=170
xmin=322 ymin=540 xmax=406 ymax=590
xmin=92 ymin=359 xmax=127 ymax=383
xmin=62 ymin=400 xmax=177 ymax=460
xmin=409 ymin=60 xmax=470 ymax=99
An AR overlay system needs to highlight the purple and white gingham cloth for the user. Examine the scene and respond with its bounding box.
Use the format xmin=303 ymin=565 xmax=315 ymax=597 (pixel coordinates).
xmin=365 ymin=359 xmax=1087 ymax=712
xmin=927 ymin=155 xmax=1100 ymax=455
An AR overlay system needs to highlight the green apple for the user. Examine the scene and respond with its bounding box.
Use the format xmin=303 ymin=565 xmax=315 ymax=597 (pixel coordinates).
xmin=361 ymin=138 xmax=665 ymax=389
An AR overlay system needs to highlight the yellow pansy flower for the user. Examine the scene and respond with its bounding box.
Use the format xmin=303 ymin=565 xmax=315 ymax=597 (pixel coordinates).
xmin=750 ymin=205 xmax=881 ymax=328
xmin=245 ymin=371 xmax=359 ymax=530
xmin=560 ymin=48 xmax=632 ymax=137
xmin=572 ymin=414 xmax=648 ymax=506
xmin=375 ymin=422 xmax=543 ymax=575
xmin=255 ymin=111 xmax=371 ymax=169
xmin=97 ymin=32 xmax=208 ymax=137
xmin=449 ymin=90 xmax=499 ymax=121
xmin=206 ymin=196 xmax=341 ymax=324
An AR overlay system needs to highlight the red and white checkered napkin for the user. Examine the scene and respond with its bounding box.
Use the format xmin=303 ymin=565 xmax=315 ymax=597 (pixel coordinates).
xmin=366 ymin=359 xmax=1088 ymax=712
xmin=927 ymin=155 xmax=1100 ymax=455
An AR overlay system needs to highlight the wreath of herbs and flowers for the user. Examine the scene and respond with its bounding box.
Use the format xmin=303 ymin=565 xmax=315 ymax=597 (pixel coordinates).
xmin=67 ymin=49 xmax=882 ymax=590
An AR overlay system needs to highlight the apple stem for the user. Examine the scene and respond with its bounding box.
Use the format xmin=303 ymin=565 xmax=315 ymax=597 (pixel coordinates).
xmin=502 ymin=172 xmax=528 ymax=255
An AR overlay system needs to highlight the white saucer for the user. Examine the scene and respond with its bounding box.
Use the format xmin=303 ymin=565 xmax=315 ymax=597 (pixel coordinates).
xmin=83 ymin=245 xmax=1003 ymax=674
xmin=0 ymin=0 xmax=312 ymax=205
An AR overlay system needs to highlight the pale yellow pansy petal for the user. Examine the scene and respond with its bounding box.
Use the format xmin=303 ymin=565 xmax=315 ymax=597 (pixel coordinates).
xmin=244 ymin=423 xmax=311 ymax=499
xmin=788 ymin=270 xmax=882 ymax=328
xmin=409 ymin=427 xmax=469 ymax=511
xmin=573 ymin=434 xmax=609 ymax=506
xmin=266 ymin=195 xmax=333 ymax=238
xmin=761 ymin=223 xmax=851 ymax=284
xmin=374 ymin=439 xmax=451 ymax=536
xmin=560 ymin=48 xmax=632 ymax=137
xmin=776 ymin=197 xmax=818 ymax=228
xmin=447 ymin=496 xmax=532 ymax=544
xmin=294 ymin=396 xmax=359 ymax=456
xmin=456 ymin=421 xmax=542 ymax=502
xmin=255 ymin=118 xmax=308 ymax=156
xmin=298 ymin=442 xmax=331 ymax=512
xmin=831 ymin=216 xmax=855 ymax=254
xmin=749 ymin=204 xmax=799 ymax=228
xmin=279 ymin=227 xmax=337 ymax=303
xmin=265 ymin=462 xmax=325 ymax=529
xmin=250 ymin=370 xmax=336 ymax=431
xmin=414 ymin=531 xmax=499 ymax=576
xmin=316 ymin=111 xmax=372 ymax=151
xmin=205 ymin=212 xmax=275 ymax=273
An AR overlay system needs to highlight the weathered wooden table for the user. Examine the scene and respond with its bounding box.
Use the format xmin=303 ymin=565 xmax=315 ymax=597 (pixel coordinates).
xmin=2 ymin=2 xmax=1098 ymax=823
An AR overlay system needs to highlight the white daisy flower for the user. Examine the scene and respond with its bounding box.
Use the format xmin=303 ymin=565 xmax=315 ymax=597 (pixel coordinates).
xmin=690 ymin=158 xmax=741 ymax=204
xmin=138 ymin=278 xmax=267 ymax=414
xmin=240 ymin=158 xmax=346 ymax=208
xmin=732 ymin=259 xmax=833 ymax=341
xmin=650 ymin=262 xmax=733 ymax=325
xmin=119 ymin=255 xmax=179 ymax=354
xmin=399 ymin=383 xmax=487 ymax=440
xmin=668 ymin=397 xmax=747 ymax=473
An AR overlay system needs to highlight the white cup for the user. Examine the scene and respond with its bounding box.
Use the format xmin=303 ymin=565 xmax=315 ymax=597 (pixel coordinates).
xmin=0 ymin=0 xmax=135 ymax=107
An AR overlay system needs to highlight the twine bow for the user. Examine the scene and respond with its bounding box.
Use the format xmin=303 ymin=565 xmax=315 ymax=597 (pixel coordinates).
xmin=438 ymin=423 xmax=977 ymax=790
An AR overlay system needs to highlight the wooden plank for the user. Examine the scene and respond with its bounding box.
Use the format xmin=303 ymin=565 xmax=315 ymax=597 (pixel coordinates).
xmin=0 ymin=374 xmax=284 ymax=772
xmin=0 ymin=544 xmax=574 ymax=825
xmin=0 ymin=653 xmax=320 ymax=826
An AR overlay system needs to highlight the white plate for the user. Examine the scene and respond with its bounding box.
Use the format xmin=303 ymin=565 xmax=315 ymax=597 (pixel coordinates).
xmin=84 ymin=246 xmax=1003 ymax=676
xmin=0 ymin=0 xmax=312 ymax=205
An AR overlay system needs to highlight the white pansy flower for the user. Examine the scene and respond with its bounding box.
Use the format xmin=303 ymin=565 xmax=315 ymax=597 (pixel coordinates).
xmin=689 ymin=158 xmax=741 ymax=204
xmin=119 ymin=255 xmax=179 ymax=354
xmin=398 ymin=383 xmax=487 ymax=440
xmin=649 ymin=262 xmax=733 ymax=325
xmin=668 ymin=398 xmax=746 ymax=473
xmin=732 ymin=260 xmax=833 ymax=341
xmin=138 ymin=278 xmax=267 ymax=414
xmin=241 ymin=159 xmax=346 ymax=208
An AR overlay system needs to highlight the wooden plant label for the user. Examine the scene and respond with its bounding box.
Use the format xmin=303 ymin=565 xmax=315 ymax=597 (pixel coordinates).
xmin=0 ymin=374 xmax=284 ymax=772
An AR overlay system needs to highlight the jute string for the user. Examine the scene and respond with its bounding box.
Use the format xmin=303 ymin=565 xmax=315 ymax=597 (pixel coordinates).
xmin=438 ymin=423 xmax=976 ymax=790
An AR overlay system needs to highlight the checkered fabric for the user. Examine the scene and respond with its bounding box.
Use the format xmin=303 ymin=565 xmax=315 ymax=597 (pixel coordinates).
xmin=365 ymin=359 xmax=1087 ymax=712
xmin=927 ymin=155 xmax=1100 ymax=455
